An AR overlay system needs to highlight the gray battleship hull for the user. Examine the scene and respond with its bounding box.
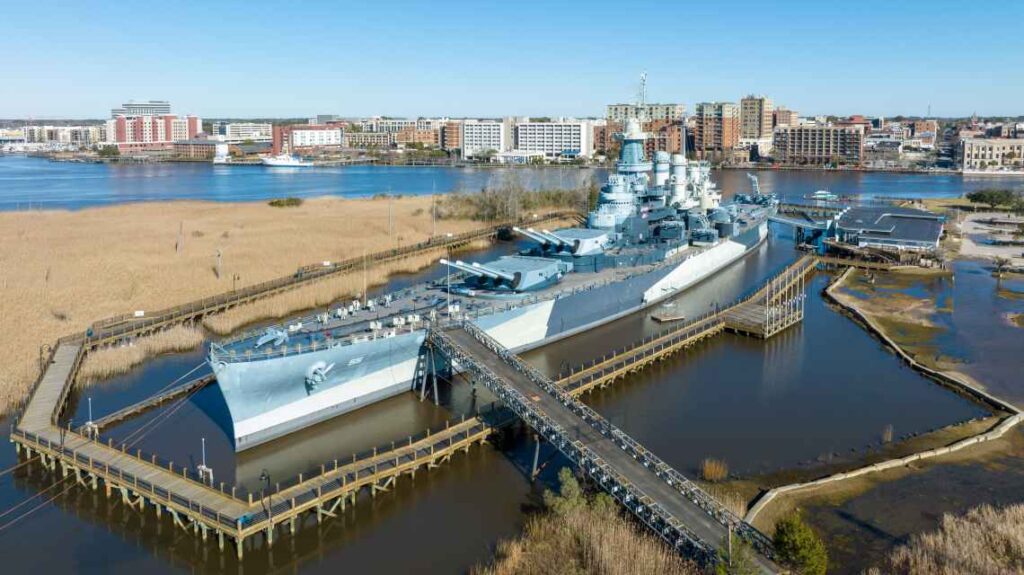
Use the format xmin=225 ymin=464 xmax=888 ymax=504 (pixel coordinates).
xmin=214 ymin=223 xmax=767 ymax=450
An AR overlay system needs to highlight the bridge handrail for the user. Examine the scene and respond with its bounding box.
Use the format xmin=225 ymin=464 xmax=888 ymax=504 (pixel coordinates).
xmin=429 ymin=327 xmax=713 ymax=556
xmin=450 ymin=322 xmax=776 ymax=557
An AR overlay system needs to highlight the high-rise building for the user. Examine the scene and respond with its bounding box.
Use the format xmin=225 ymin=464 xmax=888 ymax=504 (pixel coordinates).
xmin=740 ymin=95 xmax=774 ymax=140
xmin=693 ymin=102 xmax=740 ymax=157
xmin=105 ymin=115 xmax=202 ymax=152
xmin=460 ymin=120 xmax=506 ymax=159
xmin=606 ymin=103 xmax=685 ymax=123
xmin=513 ymin=120 xmax=592 ymax=158
xmin=110 ymin=100 xmax=171 ymax=118
xmin=772 ymin=125 xmax=864 ymax=165
xmin=441 ymin=121 xmax=462 ymax=151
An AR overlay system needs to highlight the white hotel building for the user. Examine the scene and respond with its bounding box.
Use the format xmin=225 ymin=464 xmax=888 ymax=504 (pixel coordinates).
xmin=290 ymin=127 xmax=344 ymax=148
xmin=225 ymin=122 xmax=272 ymax=143
xmin=514 ymin=120 xmax=592 ymax=159
xmin=461 ymin=120 xmax=507 ymax=159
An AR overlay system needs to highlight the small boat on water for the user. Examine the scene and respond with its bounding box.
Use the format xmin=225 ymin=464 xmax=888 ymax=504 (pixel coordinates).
xmin=262 ymin=153 xmax=313 ymax=167
xmin=805 ymin=190 xmax=839 ymax=202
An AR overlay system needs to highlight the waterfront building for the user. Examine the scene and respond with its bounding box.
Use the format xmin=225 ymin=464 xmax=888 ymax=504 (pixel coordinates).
xmin=23 ymin=125 xmax=105 ymax=145
xmin=513 ymin=120 xmax=592 ymax=159
xmin=110 ymin=100 xmax=171 ymax=118
xmin=441 ymin=121 xmax=462 ymax=152
xmin=959 ymin=138 xmax=1024 ymax=171
xmin=606 ymin=103 xmax=685 ymax=123
xmin=272 ymin=124 xmax=344 ymax=154
xmin=772 ymin=125 xmax=864 ymax=165
xmin=461 ymin=120 xmax=506 ymax=159
xmin=693 ymin=102 xmax=740 ymax=158
xmin=495 ymin=150 xmax=545 ymax=164
xmin=835 ymin=206 xmax=943 ymax=252
xmin=395 ymin=127 xmax=441 ymax=148
xmin=344 ymin=131 xmax=395 ymax=148
xmin=104 ymin=115 xmax=202 ymax=152
xmin=0 ymin=128 xmax=25 ymax=144
xmin=772 ymin=107 xmax=800 ymax=128
xmin=173 ymin=139 xmax=219 ymax=159
xmin=225 ymin=122 xmax=273 ymax=143
xmin=210 ymin=121 xmax=229 ymax=136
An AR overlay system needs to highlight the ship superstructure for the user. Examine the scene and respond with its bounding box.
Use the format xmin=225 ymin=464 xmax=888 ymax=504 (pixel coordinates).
xmin=209 ymin=116 xmax=776 ymax=450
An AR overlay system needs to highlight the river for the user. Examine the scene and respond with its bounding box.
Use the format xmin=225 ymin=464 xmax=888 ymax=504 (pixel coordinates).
xmin=2 ymin=154 xmax=1023 ymax=211
xmin=0 ymin=160 xmax=1021 ymax=573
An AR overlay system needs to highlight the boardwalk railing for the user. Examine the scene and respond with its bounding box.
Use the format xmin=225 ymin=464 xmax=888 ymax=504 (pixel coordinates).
xmin=444 ymin=322 xmax=777 ymax=559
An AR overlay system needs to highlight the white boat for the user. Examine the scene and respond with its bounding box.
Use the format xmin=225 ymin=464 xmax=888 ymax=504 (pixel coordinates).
xmin=262 ymin=153 xmax=313 ymax=167
xmin=805 ymin=190 xmax=838 ymax=202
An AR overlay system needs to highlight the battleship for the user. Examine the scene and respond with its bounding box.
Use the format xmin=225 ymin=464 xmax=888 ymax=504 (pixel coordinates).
xmin=209 ymin=118 xmax=778 ymax=450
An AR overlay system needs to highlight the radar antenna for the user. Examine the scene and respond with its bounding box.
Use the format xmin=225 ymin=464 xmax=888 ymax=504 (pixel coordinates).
xmin=635 ymin=72 xmax=648 ymax=122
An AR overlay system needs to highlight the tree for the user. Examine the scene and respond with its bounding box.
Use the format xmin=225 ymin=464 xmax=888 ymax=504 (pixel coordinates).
xmin=97 ymin=145 xmax=120 ymax=158
xmin=716 ymin=531 xmax=759 ymax=575
xmin=772 ymin=510 xmax=828 ymax=575
xmin=966 ymin=189 xmax=1017 ymax=210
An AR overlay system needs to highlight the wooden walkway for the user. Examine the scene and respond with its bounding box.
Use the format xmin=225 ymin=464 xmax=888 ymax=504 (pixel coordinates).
xmin=12 ymin=341 xmax=503 ymax=558
xmin=10 ymin=254 xmax=818 ymax=560
xmin=84 ymin=210 xmax=578 ymax=348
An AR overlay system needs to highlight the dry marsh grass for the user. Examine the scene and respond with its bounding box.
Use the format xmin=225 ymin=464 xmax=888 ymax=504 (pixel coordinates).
xmin=78 ymin=326 xmax=205 ymax=384
xmin=476 ymin=469 xmax=698 ymax=575
xmin=477 ymin=500 xmax=698 ymax=575
xmin=701 ymin=457 xmax=729 ymax=482
xmin=0 ymin=195 xmax=492 ymax=414
xmin=884 ymin=503 xmax=1024 ymax=574
xmin=202 ymin=240 xmax=489 ymax=334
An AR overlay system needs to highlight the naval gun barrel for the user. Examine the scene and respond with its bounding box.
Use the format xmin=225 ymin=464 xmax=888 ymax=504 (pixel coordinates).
xmin=440 ymin=258 xmax=488 ymax=278
xmin=540 ymin=229 xmax=572 ymax=248
xmin=439 ymin=259 xmax=517 ymax=285
xmin=512 ymin=226 xmax=554 ymax=246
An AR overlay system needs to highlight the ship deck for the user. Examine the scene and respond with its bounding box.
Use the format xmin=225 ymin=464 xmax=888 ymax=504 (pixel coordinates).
xmin=213 ymin=207 xmax=770 ymax=363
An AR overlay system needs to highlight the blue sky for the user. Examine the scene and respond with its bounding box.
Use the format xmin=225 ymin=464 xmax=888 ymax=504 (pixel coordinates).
xmin=2 ymin=0 xmax=1021 ymax=119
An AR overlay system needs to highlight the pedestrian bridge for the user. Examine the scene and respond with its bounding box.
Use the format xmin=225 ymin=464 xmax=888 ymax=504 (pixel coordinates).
xmin=425 ymin=322 xmax=781 ymax=572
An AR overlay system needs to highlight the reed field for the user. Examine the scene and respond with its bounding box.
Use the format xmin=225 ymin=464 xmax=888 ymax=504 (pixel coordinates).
xmin=0 ymin=194 xmax=517 ymax=414
xmin=884 ymin=503 xmax=1024 ymax=574
xmin=475 ymin=469 xmax=698 ymax=575
xmin=77 ymin=325 xmax=205 ymax=384
xmin=202 ymin=240 xmax=491 ymax=334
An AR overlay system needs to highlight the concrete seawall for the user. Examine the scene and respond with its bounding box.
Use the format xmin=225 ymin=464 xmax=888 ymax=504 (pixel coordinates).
xmin=745 ymin=267 xmax=1022 ymax=525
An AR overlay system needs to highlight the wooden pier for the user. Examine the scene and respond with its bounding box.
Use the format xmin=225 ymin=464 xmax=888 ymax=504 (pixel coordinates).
xmin=11 ymin=339 xmax=504 ymax=558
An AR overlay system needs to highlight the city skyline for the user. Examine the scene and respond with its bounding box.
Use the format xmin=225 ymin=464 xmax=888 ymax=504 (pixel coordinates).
xmin=2 ymin=0 xmax=1022 ymax=119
